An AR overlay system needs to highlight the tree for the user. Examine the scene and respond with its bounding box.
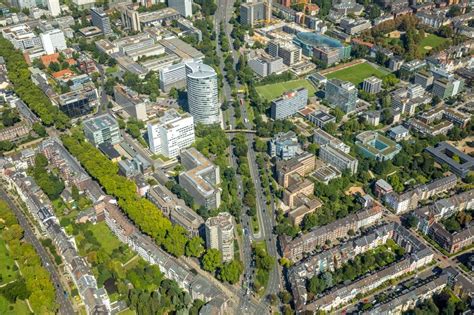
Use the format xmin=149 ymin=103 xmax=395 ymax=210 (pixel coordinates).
xmin=201 ymin=248 xmax=222 ymax=273
xmin=437 ymin=25 xmax=454 ymax=38
xmin=447 ymin=5 xmax=462 ymax=17
xmin=279 ymin=291 xmax=292 ymax=304
xmin=218 ymin=260 xmax=243 ymax=284
xmin=406 ymin=215 xmax=419 ymax=229
xmin=185 ymin=236 xmax=205 ymax=258
xmin=32 ymin=122 xmax=47 ymax=137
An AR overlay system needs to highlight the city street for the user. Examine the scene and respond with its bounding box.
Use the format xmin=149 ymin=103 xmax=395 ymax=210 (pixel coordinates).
xmin=0 ymin=189 xmax=75 ymax=315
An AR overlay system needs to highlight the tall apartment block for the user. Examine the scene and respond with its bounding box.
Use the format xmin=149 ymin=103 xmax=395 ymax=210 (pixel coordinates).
xmin=147 ymin=109 xmax=195 ymax=158
xmin=186 ymin=63 xmax=220 ymax=125
xmin=179 ymin=148 xmax=221 ymax=209
xmin=205 ymin=212 xmax=234 ymax=262
xmin=83 ymin=114 xmax=121 ymax=147
xmin=325 ymin=78 xmax=357 ymax=113
xmin=91 ymin=7 xmax=112 ymax=35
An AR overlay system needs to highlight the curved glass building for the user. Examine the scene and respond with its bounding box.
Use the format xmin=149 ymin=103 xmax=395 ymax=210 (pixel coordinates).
xmin=293 ymin=32 xmax=351 ymax=59
xmin=185 ymin=63 xmax=220 ymax=125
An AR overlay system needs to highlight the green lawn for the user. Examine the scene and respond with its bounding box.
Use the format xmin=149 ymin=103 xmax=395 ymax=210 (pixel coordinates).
xmin=0 ymin=296 xmax=31 ymax=315
xmin=89 ymin=222 xmax=122 ymax=255
xmin=0 ymin=239 xmax=18 ymax=285
xmin=255 ymin=79 xmax=317 ymax=101
xmin=419 ymin=34 xmax=449 ymax=54
xmin=326 ymin=62 xmax=389 ymax=85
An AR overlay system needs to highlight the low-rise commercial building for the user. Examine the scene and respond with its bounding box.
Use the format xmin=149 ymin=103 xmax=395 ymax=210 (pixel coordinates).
xmin=426 ymin=142 xmax=474 ymax=178
xmin=355 ymin=131 xmax=401 ymax=161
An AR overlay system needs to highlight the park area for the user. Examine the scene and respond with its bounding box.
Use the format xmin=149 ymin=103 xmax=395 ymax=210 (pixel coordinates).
xmin=418 ymin=34 xmax=449 ymax=54
xmin=256 ymin=79 xmax=317 ymax=101
xmin=325 ymin=62 xmax=389 ymax=85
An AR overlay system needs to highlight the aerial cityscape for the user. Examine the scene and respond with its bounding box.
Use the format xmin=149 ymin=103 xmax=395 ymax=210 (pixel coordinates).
xmin=0 ymin=0 xmax=472 ymax=313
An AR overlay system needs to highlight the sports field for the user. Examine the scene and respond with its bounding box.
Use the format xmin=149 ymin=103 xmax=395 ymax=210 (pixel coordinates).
xmin=419 ymin=34 xmax=449 ymax=54
xmin=325 ymin=62 xmax=389 ymax=85
xmin=256 ymin=79 xmax=316 ymax=101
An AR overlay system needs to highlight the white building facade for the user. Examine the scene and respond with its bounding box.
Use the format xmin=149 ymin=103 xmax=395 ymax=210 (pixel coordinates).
xmin=147 ymin=109 xmax=195 ymax=158
xmin=40 ymin=29 xmax=67 ymax=54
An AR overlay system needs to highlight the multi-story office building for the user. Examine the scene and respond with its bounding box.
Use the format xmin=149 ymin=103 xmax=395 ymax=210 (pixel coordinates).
xmin=179 ymin=148 xmax=221 ymax=209
xmin=186 ymin=63 xmax=220 ymax=125
xmin=414 ymin=70 xmax=434 ymax=89
xmin=91 ymin=7 xmax=112 ymax=35
xmin=55 ymin=84 xmax=98 ymax=118
xmin=293 ymin=32 xmax=351 ymax=60
xmin=306 ymin=110 xmax=335 ymax=128
xmin=340 ymin=18 xmax=371 ymax=35
xmin=83 ymin=114 xmax=121 ymax=147
xmin=313 ymin=128 xmax=350 ymax=154
xmin=240 ymin=1 xmax=270 ymax=26
xmin=248 ymin=54 xmax=284 ymax=77
xmin=168 ymin=0 xmax=192 ymax=17
xmin=147 ymin=109 xmax=195 ymax=158
xmin=319 ymin=144 xmax=358 ymax=174
xmin=113 ymin=84 xmax=147 ymax=121
xmin=1 ymin=24 xmax=42 ymax=51
xmin=276 ymin=152 xmax=316 ymax=188
xmin=205 ymin=212 xmax=234 ymax=262
xmin=325 ymin=79 xmax=357 ymax=113
xmin=113 ymin=33 xmax=165 ymax=62
xmin=269 ymin=131 xmax=300 ymax=160
xmin=159 ymin=60 xmax=202 ymax=92
xmin=270 ymin=88 xmax=308 ymax=120
xmin=46 ymin=0 xmax=61 ymax=16
xmin=312 ymin=46 xmax=340 ymax=66
xmin=362 ymin=76 xmax=382 ymax=94
xmin=432 ymin=77 xmax=464 ymax=99
xmin=267 ymin=40 xmax=302 ymax=66
xmin=40 ymin=29 xmax=67 ymax=54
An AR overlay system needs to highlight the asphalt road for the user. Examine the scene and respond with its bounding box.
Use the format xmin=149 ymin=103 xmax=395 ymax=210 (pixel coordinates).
xmin=0 ymin=189 xmax=75 ymax=315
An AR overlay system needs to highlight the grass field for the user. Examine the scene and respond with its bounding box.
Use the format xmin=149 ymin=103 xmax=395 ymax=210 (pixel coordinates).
xmin=419 ymin=34 xmax=449 ymax=53
xmin=326 ymin=62 xmax=389 ymax=85
xmin=0 ymin=296 xmax=31 ymax=315
xmin=256 ymin=79 xmax=316 ymax=101
xmin=0 ymin=239 xmax=18 ymax=285
xmin=89 ymin=222 xmax=122 ymax=256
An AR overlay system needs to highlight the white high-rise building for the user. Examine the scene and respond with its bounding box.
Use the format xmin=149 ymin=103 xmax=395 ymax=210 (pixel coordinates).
xmin=186 ymin=63 xmax=220 ymax=125
xmin=147 ymin=109 xmax=195 ymax=158
xmin=168 ymin=0 xmax=192 ymax=17
xmin=205 ymin=212 xmax=234 ymax=262
xmin=46 ymin=0 xmax=61 ymax=17
xmin=40 ymin=29 xmax=67 ymax=54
